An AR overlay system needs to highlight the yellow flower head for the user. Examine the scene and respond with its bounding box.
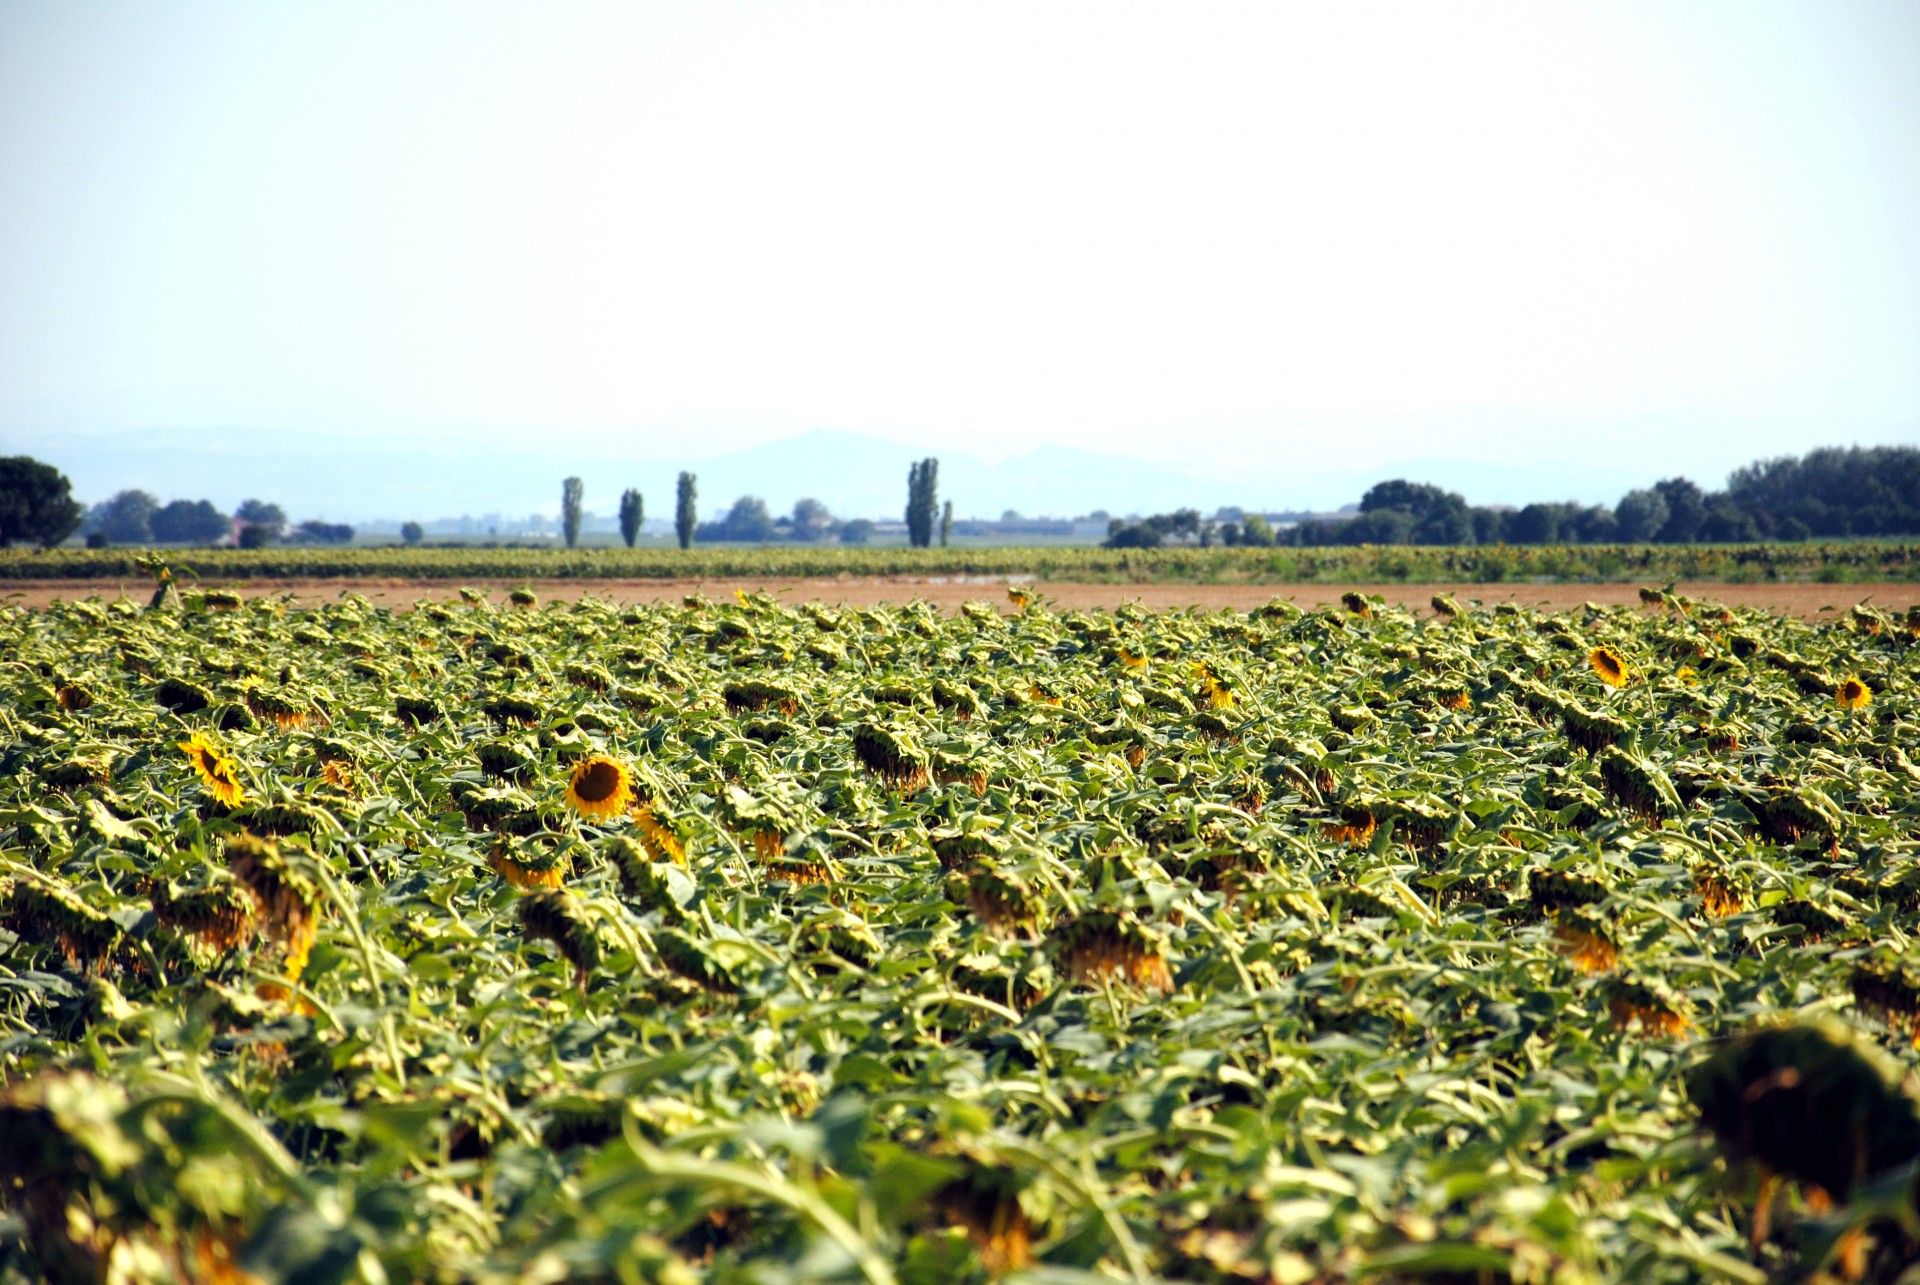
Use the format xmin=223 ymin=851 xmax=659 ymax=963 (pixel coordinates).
xmin=1587 ymin=646 xmax=1630 ymax=688
xmin=1553 ymin=913 xmax=1619 ymax=974
xmin=565 ymin=754 xmax=635 ymax=820
xmin=179 ymin=732 xmax=245 ymax=808
xmin=631 ymin=801 xmax=686 ymax=864
xmin=1835 ymin=676 xmax=1872 ymax=712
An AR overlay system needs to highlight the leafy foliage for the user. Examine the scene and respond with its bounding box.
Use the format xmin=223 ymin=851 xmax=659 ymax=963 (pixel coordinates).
xmin=0 ymin=581 xmax=1916 ymax=1280
xmin=0 ymin=455 xmax=83 ymax=549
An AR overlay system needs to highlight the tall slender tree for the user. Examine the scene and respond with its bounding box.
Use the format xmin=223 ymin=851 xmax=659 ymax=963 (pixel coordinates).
xmin=675 ymin=472 xmax=697 ymax=550
xmin=940 ymin=499 xmax=953 ymax=548
xmin=618 ymin=489 xmax=644 ymax=548
xmin=561 ymin=477 xmax=584 ymax=549
xmin=906 ymin=457 xmax=939 ymax=548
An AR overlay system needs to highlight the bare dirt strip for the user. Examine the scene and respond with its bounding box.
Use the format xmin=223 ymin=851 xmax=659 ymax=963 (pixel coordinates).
xmin=4 ymin=577 xmax=1913 ymax=618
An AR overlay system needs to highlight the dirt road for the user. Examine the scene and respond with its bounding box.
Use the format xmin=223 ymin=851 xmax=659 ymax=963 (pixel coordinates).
xmin=6 ymin=577 xmax=1912 ymax=618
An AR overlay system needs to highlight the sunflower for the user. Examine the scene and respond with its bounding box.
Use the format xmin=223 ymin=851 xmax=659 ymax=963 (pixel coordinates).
xmin=935 ymin=1167 xmax=1032 ymax=1273
xmin=1191 ymin=663 xmax=1232 ymax=709
xmin=1323 ymin=803 xmax=1378 ymax=848
xmin=1694 ymin=867 xmax=1744 ymax=918
xmin=1835 ymin=676 xmax=1872 ymax=712
xmin=1587 ymin=646 xmax=1630 ymax=688
xmin=632 ymin=802 xmax=686 ymax=864
xmin=179 ymin=732 xmax=245 ymax=808
xmin=1552 ymin=908 xmax=1619 ymax=974
xmin=1604 ymin=977 xmax=1688 ymax=1038
xmin=565 ymin=755 xmax=635 ymax=820
xmin=489 ymin=839 xmax=569 ymax=889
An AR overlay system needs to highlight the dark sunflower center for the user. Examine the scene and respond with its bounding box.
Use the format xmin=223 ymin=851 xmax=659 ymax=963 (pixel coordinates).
xmin=576 ymin=761 xmax=621 ymax=803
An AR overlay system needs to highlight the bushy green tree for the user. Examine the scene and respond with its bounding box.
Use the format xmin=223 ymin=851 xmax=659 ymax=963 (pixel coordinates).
xmin=94 ymin=490 xmax=161 ymax=544
xmin=1359 ymin=479 xmax=1472 ymax=544
xmin=698 ymin=496 xmax=777 ymax=543
xmin=235 ymin=499 xmax=285 ymax=536
xmin=790 ymin=498 xmax=831 ymax=542
xmin=0 ymin=456 xmax=83 ymax=548
xmin=1726 ymin=445 xmax=1920 ymax=537
xmin=400 ymin=521 xmax=424 ymax=545
xmin=150 ymin=499 xmax=229 ymax=545
xmin=618 ymin=489 xmax=643 ymax=548
xmin=1651 ymin=478 xmax=1707 ymax=543
xmin=1614 ymin=489 xmax=1669 ymax=542
xmin=1506 ymin=503 xmax=1561 ymax=544
xmin=1240 ymin=513 xmax=1275 ymax=547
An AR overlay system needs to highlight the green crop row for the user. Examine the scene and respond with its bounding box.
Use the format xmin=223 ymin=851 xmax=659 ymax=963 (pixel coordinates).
xmin=4 ymin=539 xmax=1919 ymax=583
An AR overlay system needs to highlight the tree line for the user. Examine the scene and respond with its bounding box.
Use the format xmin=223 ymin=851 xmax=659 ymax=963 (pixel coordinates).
xmin=1105 ymin=445 xmax=1920 ymax=549
xmin=6 ymin=443 xmax=1909 ymax=552
xmin=574 ymin=459 xmax=951 ymax=550
xmin=0 ymin=460 xmax=350 ymax=549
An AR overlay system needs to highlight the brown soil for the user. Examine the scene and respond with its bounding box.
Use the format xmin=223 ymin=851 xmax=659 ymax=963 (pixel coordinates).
xmin=6 ymin=576 xmax=1912 ymax=618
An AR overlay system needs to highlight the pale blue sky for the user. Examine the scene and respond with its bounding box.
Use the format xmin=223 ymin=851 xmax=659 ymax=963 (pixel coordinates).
xmin=2 ymin=1 xmax=1916 ymax=501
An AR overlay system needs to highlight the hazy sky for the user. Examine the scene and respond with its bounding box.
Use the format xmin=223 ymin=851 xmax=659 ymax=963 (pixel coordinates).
xmin=2 ymin=1 xmax=1916 ymax=485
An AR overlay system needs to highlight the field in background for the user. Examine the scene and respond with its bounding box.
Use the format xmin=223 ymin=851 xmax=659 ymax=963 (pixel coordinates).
xmin=5 ymin=540 xmax=1919 ymax=585
xmin=4 ymin=577 xmax=1912 ymax=620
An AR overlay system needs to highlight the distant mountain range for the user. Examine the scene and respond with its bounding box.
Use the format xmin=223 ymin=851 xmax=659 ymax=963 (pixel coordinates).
xmin=5 ymin=420 xmax=1900 ymax=525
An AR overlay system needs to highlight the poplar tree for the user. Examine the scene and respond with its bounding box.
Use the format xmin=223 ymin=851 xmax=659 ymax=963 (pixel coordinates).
xmin=561 ymin=477 xmax=584 ymax=549
xmin=618 ymin=489 xmax=644 ymax=547
xmin=675 ymin=472 xmax=698 ymax=550
xmin=906 ymin=458 xmax=939 ymax=548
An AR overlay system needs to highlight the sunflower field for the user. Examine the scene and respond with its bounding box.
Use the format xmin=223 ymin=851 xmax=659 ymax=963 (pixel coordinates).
xmin=2 ymin=586 xmax=1918 ymax=1283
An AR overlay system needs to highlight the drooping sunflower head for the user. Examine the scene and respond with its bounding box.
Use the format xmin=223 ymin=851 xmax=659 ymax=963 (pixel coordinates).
xmin=1851 ymin=965 xmax=1920 ymax=1043
xmin=1835 ymin=676 xmax=1872 ymax=712
xmin=1686 ymin=1020 xmax=1920 ymax=1203
xmin=850 ymin=723 xmax=930 ymax=791
xmin=933 ymin=1162 xmax=1032 ymax=1273
xmin=518 ymin=889 xmax=601 ymax=991
xmin=565 ymin=755 xmax=635 ymax=820
xmin=1603 ymin=976 xmax=1688 ymax=1038
xmin=1052 ymin=912 xmax=1172 ymax=992
xmin=1587 ymin=645 xmax=1630 ymax=688
xmin=225 ymin=833 xmax=319 ymax=982
xmin=178 ymin=732 xmax=245 ymax=808
xmin=1693 ymin=866 xmax=1745 ymax=919
xmin=1323 ymin=803 xmax=1378 ymax=848
xmin=488 ymin=837 xmax=571 ymax=889
xmin=1552 ymin=907 xmax=1619 ymax=974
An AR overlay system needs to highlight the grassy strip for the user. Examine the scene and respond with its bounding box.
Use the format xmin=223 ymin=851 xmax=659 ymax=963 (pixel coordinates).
xmin=3 ymin=541 xmax=1918 ymax=583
